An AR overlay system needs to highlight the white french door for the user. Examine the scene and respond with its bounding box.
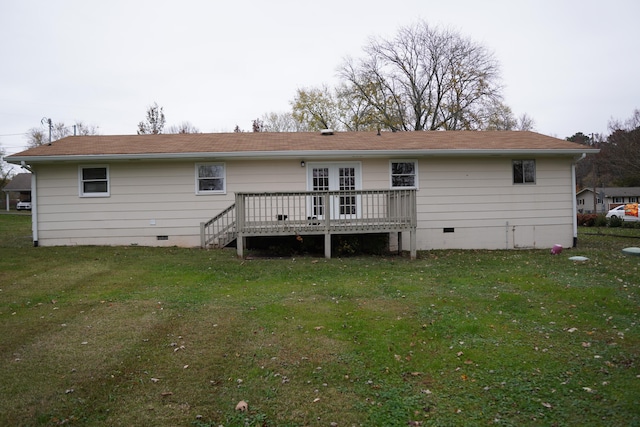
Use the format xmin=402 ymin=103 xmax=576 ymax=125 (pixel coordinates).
xmin=307 ymin=163 xmax=361 ymax=220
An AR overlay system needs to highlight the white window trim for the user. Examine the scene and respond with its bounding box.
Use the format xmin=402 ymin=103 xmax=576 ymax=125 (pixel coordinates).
xmin=389 ymin=160 xmax=419 ymax=189
xmin=78 ymin=165 xmax=110 ymax=197
xmin=195 ymin=162 xmax=226 ymax=195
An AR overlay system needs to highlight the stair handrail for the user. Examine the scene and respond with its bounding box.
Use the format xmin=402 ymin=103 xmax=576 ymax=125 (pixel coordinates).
xmin=200 ymin=203 xmax=236 ymax=248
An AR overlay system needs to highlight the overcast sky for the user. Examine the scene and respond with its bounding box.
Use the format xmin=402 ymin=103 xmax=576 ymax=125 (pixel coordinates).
xmin=1 ymin=0 xmax=639 ymax=156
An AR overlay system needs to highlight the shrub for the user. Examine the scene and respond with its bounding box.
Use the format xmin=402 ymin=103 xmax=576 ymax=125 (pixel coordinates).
xmin=594 ymin=214 xmax=608 ymax=227
xmin=577 ymin=213 xmax=597 ymax=226
xmin=622 ymin=219 xmax=640 ymax=229
xmin=608 ymin=215 xmax=623 ymax=228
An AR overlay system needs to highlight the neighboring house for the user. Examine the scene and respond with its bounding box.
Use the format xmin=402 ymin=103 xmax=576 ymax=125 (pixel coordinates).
xmin=576 ymin=187 xmax=640 ymax=214
xmin=2 ymin=173 xmax=32 ymax=211
xmin=6 ymin=131 xmax=598 ymax=258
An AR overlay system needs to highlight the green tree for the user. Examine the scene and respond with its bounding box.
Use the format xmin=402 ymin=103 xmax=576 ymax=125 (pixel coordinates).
xmin=291 ymin=85 xmax=339 ymax=131
xmin=137 ymin=102 xmax=166 ymax=135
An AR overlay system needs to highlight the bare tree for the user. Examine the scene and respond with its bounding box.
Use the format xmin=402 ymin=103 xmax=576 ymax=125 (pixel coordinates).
xmin=339 ymin=20 xmax=503 ymax=131
xmin=26 ymin=120 xmax=99 ymax=147
xmin=602 ymin=109 xmax=640 ymax=185
xmin=166 ymin=121 xmax=200 ymax=134
xmin=137 ymin=102 xmax=166 ymax=135
xmin=516 ymin=113 xmax=535 ymax=131
xmin=261 ymin=112 xmax=305 ymax=132
xmin=0 ymin=145 xmax=13 ymax=189
xmin=252 ymin=118 xmax=265 ymax=132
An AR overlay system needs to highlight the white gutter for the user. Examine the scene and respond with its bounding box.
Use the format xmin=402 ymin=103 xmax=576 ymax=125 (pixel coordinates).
xmin=17 ymin=161 xmax=38 ymax=246
xmin=30 ymin=171 xmax=38 ymax=246
xmin=572 ymin=153 xmax=587 ymax=247
xmin=7 ymin=148 xmax=601 ymax=163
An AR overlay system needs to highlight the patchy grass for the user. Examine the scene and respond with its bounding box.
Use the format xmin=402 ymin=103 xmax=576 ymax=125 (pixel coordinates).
xmin=0 ymin=216 xmax=639 ymax=426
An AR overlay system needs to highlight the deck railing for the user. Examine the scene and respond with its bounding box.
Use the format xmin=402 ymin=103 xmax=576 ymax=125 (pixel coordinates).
xmin=200 ymin=203 xmax=237 ymax=248
xmin=202 ymin=189 xmax=417 ymax=258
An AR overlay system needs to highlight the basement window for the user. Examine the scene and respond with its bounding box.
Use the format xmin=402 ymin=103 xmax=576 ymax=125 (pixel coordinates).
xmin=79 ymin=165 xmax=110 ymax=197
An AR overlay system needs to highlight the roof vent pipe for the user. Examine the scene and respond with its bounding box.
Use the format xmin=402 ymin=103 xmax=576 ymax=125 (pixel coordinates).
xmin=320 ymin=129 xmax=334 ymax=136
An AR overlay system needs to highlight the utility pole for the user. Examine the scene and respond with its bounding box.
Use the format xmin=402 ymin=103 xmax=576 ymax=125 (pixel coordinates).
xmin=41 ymin=117 xmax=52 ymax=143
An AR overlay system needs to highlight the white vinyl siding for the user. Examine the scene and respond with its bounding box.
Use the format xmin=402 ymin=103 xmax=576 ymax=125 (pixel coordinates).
xmin=31 ymin=156 xmax=577 ymax=251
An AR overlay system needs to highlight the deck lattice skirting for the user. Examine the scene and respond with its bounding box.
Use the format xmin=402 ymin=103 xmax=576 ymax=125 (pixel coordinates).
xmin=201 ymin=189 xmax=417 ymax=259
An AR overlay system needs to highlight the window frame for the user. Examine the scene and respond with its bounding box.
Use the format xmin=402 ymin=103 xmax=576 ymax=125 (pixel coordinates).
xmin=512 ymin=159 xmax=536 ymax=184
xmin=390 ymin=160 xmax=418 ymax=189
xmin=195 ymin=162 xmax=226 ymax=195
xmin=78 ymin=165 xmax=110 ymax=197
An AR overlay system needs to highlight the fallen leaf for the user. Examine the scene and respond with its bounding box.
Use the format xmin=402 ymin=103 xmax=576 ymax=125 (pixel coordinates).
xmin=235 ymin=400 xmax=248 ymax=411
xmin=542 ymin=402 xmax=552 ymax=408
xmin=150 ymin=378 xmax=160 ymax=383
xmin=313 ymin=398 xmax=321 ymax=403
xmin=161 ymin=392 xmax=173 ymax=397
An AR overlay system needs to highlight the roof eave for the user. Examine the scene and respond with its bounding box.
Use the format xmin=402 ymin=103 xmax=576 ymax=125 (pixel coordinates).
xmin=7 ymin=148 xmax=600 ymax=164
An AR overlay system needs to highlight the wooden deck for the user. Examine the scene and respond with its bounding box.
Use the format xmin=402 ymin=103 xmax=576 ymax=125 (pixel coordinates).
xmin=201 ymin=189 xmax=417 ymax=259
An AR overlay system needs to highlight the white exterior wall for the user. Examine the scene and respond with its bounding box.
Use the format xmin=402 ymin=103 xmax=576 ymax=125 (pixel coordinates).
xmin=32 ymin=155 xmax=576 ymax=251
xmin=413 ymin=157 xmax=574 ymax=250
xmin=33 ymin=160 xmax=307 ymax=247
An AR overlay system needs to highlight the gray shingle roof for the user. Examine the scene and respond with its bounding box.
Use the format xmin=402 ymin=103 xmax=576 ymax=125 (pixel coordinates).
xmin=2 ymin=173 xmax=31 ymax=191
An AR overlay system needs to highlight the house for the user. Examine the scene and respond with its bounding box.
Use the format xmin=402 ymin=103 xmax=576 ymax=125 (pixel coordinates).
xmin=576 ymin=187 xmax=640 ymax=214
xmin=6 ymin=131 xmax=598 ymax=258
xmin=2 ymin=173 xmax=32 ymax=211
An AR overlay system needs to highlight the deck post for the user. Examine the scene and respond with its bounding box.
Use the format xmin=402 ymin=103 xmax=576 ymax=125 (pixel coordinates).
xmin=236 ymin=193 xmax=245 ymax=258
xmin=200 ymin=222 xmax=205 ymax=248
xmin=324 ymin=233 xmax=331 ymax=259
xmin=410 ymin=229 xmax=417 ymax=260
xmin=237 ymin=233 xmax=244 ymax=258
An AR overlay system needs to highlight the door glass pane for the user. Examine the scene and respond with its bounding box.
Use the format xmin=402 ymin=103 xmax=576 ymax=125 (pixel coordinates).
xmin=339 ymin=167 xmax=356 ymax=215
xmin=312 ymin=168 xmax=329 ymax=217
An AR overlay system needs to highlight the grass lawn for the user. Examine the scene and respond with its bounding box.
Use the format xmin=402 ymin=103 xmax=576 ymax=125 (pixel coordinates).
xmin=1 ymin=214 xmax=639 ymax=426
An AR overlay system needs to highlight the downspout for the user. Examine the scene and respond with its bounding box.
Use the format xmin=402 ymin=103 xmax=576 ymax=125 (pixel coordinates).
xmin=571 ymin=154 xmax=586 ymax=248
xmin=21 ymin=161 xmax=38 ymax=247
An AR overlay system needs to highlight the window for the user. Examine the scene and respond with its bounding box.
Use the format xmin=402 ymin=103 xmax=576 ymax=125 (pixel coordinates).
xmin=630 ymin=197 xmax=638 ymax=203
xmin=390 ymin=160 xmax=418 ymax=188
xmin=79 ymin=166 xmax=109 ymax=197
xmin=196 ymin=163 xmax=225 ymax=194
xmin=613 ymin=197 xmax=623 ymax=203
xmin=513 ymin=160 xmax=535 ymax=184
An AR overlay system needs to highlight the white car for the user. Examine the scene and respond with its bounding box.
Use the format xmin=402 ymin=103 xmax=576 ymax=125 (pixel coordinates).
xmin=16 ymin=201 xmax=31 ymax=211
xmin=606 ymin=204 xmax=639 ymax=222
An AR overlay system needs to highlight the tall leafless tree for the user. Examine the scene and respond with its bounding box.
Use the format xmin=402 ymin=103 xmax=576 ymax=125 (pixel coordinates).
xmin=339 ymin=21 xmax=503 ymax=131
